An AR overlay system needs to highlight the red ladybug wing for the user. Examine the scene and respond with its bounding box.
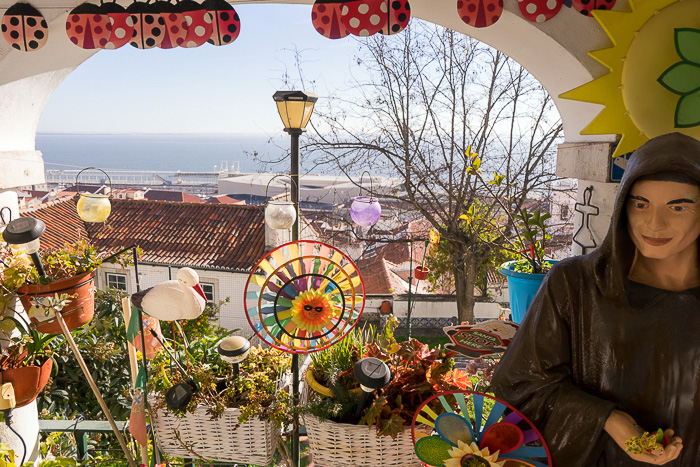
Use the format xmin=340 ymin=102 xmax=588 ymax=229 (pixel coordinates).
xmin=209 ymin=7 xmax=240 ymax=45
xmin=518 ymin=0 xmax=563 ymax=22
xmin=458 ymin=0 xmax=503 ymax=27
xmin=160 ymin=12 xmax=187 ymax=48
xmin=182 ymin=10 xmax=213 ymax=48
xmin=312 ymin=2 xmax=349 ymax=40
xmin=380 ymin=0 xmax=411 ymax=35
xmin=105 ymin=12 xmax=134 ymax=49
xmin=341 ymin=0 xmax=385 ymax=37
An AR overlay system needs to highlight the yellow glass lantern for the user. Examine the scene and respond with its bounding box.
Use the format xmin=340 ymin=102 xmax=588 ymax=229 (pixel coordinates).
xmin=75 ymin=167 xmax=112 ymax=223
xmin=272 ymin=90 xmax=318 ymax=131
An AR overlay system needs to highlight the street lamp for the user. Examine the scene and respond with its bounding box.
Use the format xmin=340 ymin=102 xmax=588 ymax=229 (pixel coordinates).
xmin=272 ymin=90 xmax=318 ymax=241
xmin=272 ymin=90 xmax=317 ymax=467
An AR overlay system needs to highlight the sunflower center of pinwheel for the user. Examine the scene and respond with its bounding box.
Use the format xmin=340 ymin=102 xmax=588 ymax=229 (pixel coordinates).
xmin=460 ymin=454 xmax=489 ymax=467
xmin=290 ymin=289 xmax=336 ymax=332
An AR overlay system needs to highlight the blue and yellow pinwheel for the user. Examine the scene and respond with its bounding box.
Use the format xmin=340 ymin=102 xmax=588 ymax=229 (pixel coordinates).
xmin=412 ymin=390 xmax=552 ymax=467
xmin=244 ymin=241 xmax=364 ymax=354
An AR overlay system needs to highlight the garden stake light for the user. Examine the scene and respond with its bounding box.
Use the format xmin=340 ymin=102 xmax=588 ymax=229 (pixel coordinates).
xmin=217 ymin=335 xmax=251 ymax=377
xmin=353 ymin=357 xmax=391 ymax=422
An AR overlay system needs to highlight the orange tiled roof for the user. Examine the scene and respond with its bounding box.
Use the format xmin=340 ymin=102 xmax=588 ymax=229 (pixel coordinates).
xmin=143 ymin=189 xmax=204 ymax=203
xmin=22 ymin=197 xmax=265 ymax=271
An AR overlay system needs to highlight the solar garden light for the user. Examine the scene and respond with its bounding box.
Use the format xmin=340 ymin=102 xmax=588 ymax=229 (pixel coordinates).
xmin=3 ymin=217 xmax=46 ymax=277
xmin=149 ymin=329 xmax=199 ymax=410
xmin=217 ymin=335 xmax=251 ymax=377
xmin=354 ymin=357 xmax=391 ymax=421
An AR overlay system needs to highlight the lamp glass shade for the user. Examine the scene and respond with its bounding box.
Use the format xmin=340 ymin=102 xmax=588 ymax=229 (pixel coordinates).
xmin=265 ymin=201 xmax=297 ymax=230
xmin=15 ymin=238 xmax=41 ymax=254
xmin=218 ymin=336 xmax=251 ymax=364
xmin=350 ymin=196 xmax=381 ymax=226
xmin=273 ymin=91 xmax=318 ymax=130
xmin=77 ymin=193 xmax=111 ymax=223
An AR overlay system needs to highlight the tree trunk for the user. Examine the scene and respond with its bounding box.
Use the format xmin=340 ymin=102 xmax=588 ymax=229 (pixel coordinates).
xmin=453 ymin=249 xmax=477 ymax=324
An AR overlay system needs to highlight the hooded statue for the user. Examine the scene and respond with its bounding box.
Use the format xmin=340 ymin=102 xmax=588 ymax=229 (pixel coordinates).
xmin=492 ymin=133 xmax=700 ymax=466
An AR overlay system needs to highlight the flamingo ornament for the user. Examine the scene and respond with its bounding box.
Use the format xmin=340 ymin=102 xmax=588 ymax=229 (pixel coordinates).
xmin=131 ymin=267 xmax=207 ymax=321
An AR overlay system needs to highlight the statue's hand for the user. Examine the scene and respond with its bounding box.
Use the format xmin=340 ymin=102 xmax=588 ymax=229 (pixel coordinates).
xmin=604 ymin=410 xmax=683 ymax=464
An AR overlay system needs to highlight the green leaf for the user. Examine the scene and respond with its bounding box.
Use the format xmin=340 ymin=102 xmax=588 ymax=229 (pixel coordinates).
xmin=658 ymin=62 xmax=700 ymax=95
xmin=377 ymin=412 xmax=405 ymax=439
xmin=676 ymin=28 xmax=700 ymax=65
xmin=675 ymin=89 xmax=700 ymax=128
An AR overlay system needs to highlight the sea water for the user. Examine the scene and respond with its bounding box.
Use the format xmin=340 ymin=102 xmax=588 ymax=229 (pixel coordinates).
xmin=36 ymin=133 xmax=290 ymax=174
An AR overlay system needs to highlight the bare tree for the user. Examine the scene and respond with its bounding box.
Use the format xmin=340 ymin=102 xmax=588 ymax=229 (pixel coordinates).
xmin=305 ymin=22 xmax=563 ymax=324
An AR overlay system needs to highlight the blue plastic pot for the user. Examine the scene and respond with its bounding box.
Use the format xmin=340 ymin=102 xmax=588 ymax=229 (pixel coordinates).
xmin=498 ymin=260 xmax=557 ymax=323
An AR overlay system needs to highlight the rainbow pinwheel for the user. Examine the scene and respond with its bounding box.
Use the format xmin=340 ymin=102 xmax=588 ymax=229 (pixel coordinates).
xmin=244 ymin=241 xmax=364 ymax=353
xmin=412 ymin=390 xmax=552 ymax=467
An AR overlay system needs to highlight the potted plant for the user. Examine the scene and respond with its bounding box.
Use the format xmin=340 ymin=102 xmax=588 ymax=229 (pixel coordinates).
xmin=16 ymin=239 xmax=134 ymax=335
xmin=464 ymin=152 xmax=557 ymax=323
xmin=301 ymin=318 xmax=470 ymax=467
xmin=148 ymin=331 xmax=292 ymax=465
xmin=0 ymin=313 xmax=61 ymax=408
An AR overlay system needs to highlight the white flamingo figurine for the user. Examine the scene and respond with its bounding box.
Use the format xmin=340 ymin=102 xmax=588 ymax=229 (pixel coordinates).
xmin=131 ymin=268 xmax=207 ymax=321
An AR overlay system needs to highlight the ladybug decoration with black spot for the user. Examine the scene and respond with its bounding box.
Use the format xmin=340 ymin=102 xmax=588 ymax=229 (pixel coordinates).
xmin=379 ymin=0 xmax=410 ymax=35
xmin=1 ymin=2 xmax=48 ymax=52
xmin=178 ymin=0 xmax=213 ymax=48
xmin=128 ymin=1 xmax=165 ymax=49
xmin=571 ymin=0 xmax=615 ymax=16
xmin=311 ymin=0 xmax=350 ymax=40
xmin=457 ymin=0 xmax=503 ymax=28
xmin=154 ymin=0 xmax=187 ymax=49
xmin=66 ymin=2 xmax=111 ymax=50
xmin=101 ymin=1 xmax=134 ymax=50
xmin=204 ymin=0 xmax=240 ymax=46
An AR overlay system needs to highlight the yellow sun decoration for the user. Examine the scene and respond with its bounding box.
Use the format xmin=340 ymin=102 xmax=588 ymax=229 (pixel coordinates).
xmin=561 ymin=0 xmax=700 ymax=157
xmin=289 ymin=289 xmax=338 ymax=332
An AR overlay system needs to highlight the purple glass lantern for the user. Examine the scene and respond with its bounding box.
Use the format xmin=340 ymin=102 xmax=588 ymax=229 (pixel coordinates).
xmin=350 ymin=196 xmax=381 ymax=226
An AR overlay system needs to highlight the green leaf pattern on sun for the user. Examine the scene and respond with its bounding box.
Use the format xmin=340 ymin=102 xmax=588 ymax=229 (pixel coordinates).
xmin=676 ymin=28 xmax=700 ymax=65
xmin=659 ymin=28 xmax=700 ymax=128
xmin=676 ymin=90 xmax=700 ymax=128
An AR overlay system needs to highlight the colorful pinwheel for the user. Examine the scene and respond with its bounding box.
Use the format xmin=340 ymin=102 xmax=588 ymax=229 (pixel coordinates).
xmin=412 ymin=390 xmax=552 ymax=467
xmin=244 ymin=241 xmax=364 ymax=353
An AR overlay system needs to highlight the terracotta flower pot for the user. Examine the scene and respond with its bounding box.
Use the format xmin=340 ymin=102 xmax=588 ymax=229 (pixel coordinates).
xmin=414 ymin=266 xmax=429 ymax=281
xmin=18 ymin=270 xmax=96 ymax=335
xmin=1 ymin=357 xmax=53 ymax=408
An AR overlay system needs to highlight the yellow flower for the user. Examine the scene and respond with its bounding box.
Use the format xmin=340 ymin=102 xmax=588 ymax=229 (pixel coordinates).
xmin=443 ymin=440 xmax=504 ymax=467
xmin=289 ymin=289 xmax=338 ymax=332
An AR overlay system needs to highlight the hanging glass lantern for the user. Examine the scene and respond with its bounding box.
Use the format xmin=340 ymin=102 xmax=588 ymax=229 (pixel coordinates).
xmin=350 ymin=172 xmax=381 ymax=226
xmin=350 ymin=196 xmax=381 ymax=226
xmin=75 ymin=167 xmax=112 ymax=223
xmin=265 ymin=201 xmax=297 ymax=230
xmin=264 ymin=174 xmax=297 ymax=231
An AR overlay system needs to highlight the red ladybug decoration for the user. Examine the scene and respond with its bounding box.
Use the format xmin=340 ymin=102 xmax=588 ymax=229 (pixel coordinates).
xmin=458 ymin=0 xmax=503 ymax=27
xmin=379 ymin=0 xmax=410 ymax=35
xmin=178 ymin=0 xmax=213 ymax=48
xmin=101 ymin=2 xmax=134 ymax=50
xmin=518 ymin=0 xmax=563 ymax=22
xmin=311 ymin=0 xmax=349 ymax=39
xmin=571 ymin=0 xmax=615 ymax=16
xmin=2 ymin=3 xmax=48 ymax=52
xmin=66 ymin=2 xmax=111 ymax=49
xmin=204 ymin=0 xmax=240 ymax=46
xmin=154 ymin=0 xmax=187 ymax=48
xmin=128 ymin=1 xmax=165 ymax=49
xmin=341 ymin=0 xmax=383 ymax=37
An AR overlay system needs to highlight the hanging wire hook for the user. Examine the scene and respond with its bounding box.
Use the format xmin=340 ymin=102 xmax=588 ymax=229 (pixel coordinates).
xmin=358 ymin=170 xmax=374 ymax=201
xmin=75 ymin=167 xmax=113 ymax=198
xmin=265 ymin=174 xmax=297 ymax=201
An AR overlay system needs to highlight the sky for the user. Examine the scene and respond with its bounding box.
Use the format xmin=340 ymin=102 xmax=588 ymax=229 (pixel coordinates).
xmin=37 ymin=4 xmax=364 ymax=136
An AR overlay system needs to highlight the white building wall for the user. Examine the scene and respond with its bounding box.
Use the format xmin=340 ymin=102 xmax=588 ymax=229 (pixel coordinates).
xmin=98 ymin=263 xmax=252 ymax=335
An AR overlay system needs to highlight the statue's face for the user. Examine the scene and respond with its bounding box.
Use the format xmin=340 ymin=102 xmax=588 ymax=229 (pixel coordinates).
xmin=626 ymin=180 xmax=700 ymax=260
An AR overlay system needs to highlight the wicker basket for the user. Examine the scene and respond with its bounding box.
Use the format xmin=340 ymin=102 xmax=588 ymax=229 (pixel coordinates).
xmin=149 ymin=399 xmax=280 ymax=465
xmin=303 ymin=414 xmax=427 ymax=467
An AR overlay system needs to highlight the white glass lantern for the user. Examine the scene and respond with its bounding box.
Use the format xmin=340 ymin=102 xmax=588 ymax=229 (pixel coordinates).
xmin=265 ymin=200 xmax=297 ymax=230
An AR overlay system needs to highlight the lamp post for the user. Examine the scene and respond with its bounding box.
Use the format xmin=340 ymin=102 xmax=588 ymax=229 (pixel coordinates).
xmin=273 ymin=90 xmax=317 ymax=241
xmin=273 ymin=90 xmax=317 ymax=467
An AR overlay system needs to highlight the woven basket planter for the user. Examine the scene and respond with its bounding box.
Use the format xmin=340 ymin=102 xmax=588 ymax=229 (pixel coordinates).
xmin=303 ymin=415 xmax=427 ymax=467
xmin=150 ymin=401 xmax=280 ymax=465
